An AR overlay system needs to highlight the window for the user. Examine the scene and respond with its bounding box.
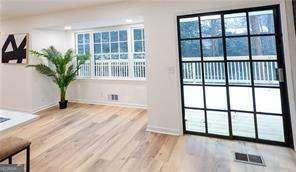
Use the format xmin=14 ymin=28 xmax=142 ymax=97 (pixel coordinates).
xmin=132 ymin=28 xmax=146 ymax=78
xmin=75 ymin=25 xmax=146 ymax=79
xmin=77 ymin=33 xmax=91 ymax=76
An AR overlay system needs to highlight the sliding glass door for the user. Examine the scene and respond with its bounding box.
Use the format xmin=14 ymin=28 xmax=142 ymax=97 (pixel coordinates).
xmin=177 ymin=5 xmax=293 ymax=147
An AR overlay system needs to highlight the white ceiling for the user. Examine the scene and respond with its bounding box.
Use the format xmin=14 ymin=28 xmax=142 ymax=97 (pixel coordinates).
xmin=0 ymin=0 xmax=126 ymax=20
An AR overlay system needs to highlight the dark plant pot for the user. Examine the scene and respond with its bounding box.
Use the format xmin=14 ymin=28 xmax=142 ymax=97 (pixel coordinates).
xmin=59 ymin=100 xmax=68 ymax=109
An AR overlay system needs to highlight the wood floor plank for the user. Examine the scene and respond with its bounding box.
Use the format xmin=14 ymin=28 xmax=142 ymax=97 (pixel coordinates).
xmin=1 ymin=103 xmax=296 ymax=172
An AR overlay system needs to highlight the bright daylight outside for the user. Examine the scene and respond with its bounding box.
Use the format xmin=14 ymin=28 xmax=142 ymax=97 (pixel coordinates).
xmin=76 ymin=26 xmax=146 ymax=80
xmin=179 ymin=9 xmax=285 ymax=143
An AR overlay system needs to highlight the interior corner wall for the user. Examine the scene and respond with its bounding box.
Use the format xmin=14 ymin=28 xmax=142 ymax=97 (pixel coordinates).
xmin=0 ymin=23 xmax=66 ymax=113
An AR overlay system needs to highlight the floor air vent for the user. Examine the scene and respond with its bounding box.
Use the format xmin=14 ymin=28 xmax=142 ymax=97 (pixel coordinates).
xmin=234 ymin=152 xmax=265 ymax=166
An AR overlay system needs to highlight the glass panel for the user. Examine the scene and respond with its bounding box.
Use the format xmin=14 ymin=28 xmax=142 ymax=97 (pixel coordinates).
xmin=201 ymin=15 xmax=222 ymax=37
xmin=207 ymin=111 xmax=229 ymax=136
xmin=134 ymin=41 xmax=143 ymax=52
xmin=202 ymin=38 xmax=223 ymax=61
xmin=205 ymin=86 xmax=227 ymax=110
xmin=94 ymin=55 xmax=101 ymax=60
xmin=84 ymin=34 xmax=90 ymax=43
xmin=204 ymin=62 xmax=225 ymax=85
xmin=120 ymin=54 xmax=128 ymax=59
xmin=111 ymin=43 xmax=118 ymax=53
xmin=183 ymin=86 xmax=204 ymax=108
xmin=226 ymin=37 xmax=249 ymax=60
xmin=249 ymin=10 xmax=275 ymax=34
xmin=102 ymin=32 xmax=109 ymax=42
xmin=253 ymin=62 xmax=278 ymax=86
xmin=78 ymin=45 xmax=84 ymax=54
xmin=110 ymin=31 xmax=118 ymax=42
xmin=111 ymin=54 xmax=119 ymax=59
xmin=231 ymin=112 xmax=255 ymax=138
xmin=229 ymin=87 xmax=253 ymax=111
xmin=142 ymin=29 xmax=145 ymax=40
xmin=134 ymin=29 xmax=143 ymax=40
xmin=224 ymin=13 xmax=247 ymax=36
xmin=181 ymin=40 xmax=201 ymax=60
xmin=77 ymin=34 xmax=83 ymax=44
xmin=93 ymin=33 xmax=101 ymax=43
xmin=180 ymin=17 xmax=199 ymax=39
xmin=142 ymin=41 xmax=145 ymax=52
xmin=255 ymin=88 xmax=282 ymax=114
xmin=102 ymin=43 xmax=110 ymax=53
xmin=182 ymin=62 xmax=202 ymax=84
xmin=185 ymin=109 xmax=205 ymax=133
xmin=251 ymin=36 xmax=277 ymax=60
xmin=102 ymin=54 xmax=110 ymax=60
xmin=257 ymin=114 xmax=284 ymax=142
xmin=228 ymin=62 xmax=251 ymax=85
xmin=119 ymin=30 xmax=128 ymax=41
xmin=84 ymin=44 xmax=90 ymax=53
xmin=120 ymin=42 xmax=128 ymax=52
xmin=94 ymin=44 xmax=101 ymax=54
xmin=133 ymin=53 xmax=145 ymax=59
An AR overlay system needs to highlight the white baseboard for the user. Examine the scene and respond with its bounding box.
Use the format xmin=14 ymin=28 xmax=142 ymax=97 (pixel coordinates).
xmin=69 ymin=99 xmax=147 ymax=109
xmin=0 ymin=107 xmax=31 ymax=114
xmin=0 ymin=102 xmax=57 ymax=114
xmin=32 ymin=103 xmax=57 ymax=113
xmin=146 ymin=125 xmax=182 ymax=136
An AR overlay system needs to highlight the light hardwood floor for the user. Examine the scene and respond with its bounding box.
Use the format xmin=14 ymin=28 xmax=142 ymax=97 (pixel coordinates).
xmin=1 ymin=103 xmax=296 ymax=172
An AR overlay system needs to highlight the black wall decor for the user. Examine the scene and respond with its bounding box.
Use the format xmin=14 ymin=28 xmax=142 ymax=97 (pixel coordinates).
xmin=1 ymin=33 xmax=28 ymax=64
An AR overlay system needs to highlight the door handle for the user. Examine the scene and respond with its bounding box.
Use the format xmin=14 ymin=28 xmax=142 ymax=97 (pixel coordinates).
xmin=277 ymin=68 xmax=284 ymax=82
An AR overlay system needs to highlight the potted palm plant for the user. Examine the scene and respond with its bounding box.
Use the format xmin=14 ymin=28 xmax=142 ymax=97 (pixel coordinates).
xmin=28 ymin=46 xmax=90 ymax=109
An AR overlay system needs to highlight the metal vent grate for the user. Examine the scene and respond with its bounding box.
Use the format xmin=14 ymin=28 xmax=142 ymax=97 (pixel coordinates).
xmin=234 ymin=152 xmax=265 ymax=166
xmin=235 ymin=153 xmax=248 ymax=161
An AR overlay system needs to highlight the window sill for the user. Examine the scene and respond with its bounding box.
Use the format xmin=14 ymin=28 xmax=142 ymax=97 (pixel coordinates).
xmin=75 ymin=77 xmax=147 ymax=82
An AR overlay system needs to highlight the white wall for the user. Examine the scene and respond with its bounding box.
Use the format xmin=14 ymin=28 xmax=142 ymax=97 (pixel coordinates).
xmin=0 ymin=29 xmax=65 ymax=113
xmin=1 ymin=0 xmax=296 ymax=148
xmin=68 ymin=79 xmax=147 ymax=107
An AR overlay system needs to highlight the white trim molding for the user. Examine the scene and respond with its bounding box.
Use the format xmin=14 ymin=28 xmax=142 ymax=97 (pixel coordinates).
xmin=32 ymin=103 xmax=57 ymax=113
xmin=146 ymin=125 xmax=182 ymax=136
xmin=69 ymin=99 xmax=147 ymax=109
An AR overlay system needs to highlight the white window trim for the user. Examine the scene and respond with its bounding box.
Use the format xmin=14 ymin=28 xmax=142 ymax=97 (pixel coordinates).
xmin=74 ymin=24 xmax=146 ymax=81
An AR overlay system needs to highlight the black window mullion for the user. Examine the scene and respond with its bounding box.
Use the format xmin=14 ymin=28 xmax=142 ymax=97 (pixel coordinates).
xmin=177 ymin=16 xmax=187 ymax=134
xmin=246 ymin=11 xmax=259 ymax=139
xmin=221 ymin=14 xmax=233 ymax=137
xmin=197 ymin=16 xmax=208 ymax=134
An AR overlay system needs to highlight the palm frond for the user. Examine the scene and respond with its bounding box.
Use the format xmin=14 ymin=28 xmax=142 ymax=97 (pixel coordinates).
xmin=27 ymin=64 xmax=58 ymax=83
xmin=29 ymin=46 xmax=89 ymax=101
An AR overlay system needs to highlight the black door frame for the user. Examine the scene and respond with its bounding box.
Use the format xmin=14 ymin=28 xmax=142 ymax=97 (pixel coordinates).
xmin=177 ymin=5 xmax=294 ymax=147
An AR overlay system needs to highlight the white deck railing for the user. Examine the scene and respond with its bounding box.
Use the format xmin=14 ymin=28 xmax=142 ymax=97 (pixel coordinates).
xmin=78 ymin=62 xmax=91 ymax=77
xmin=183 ymin=61 xmax=278 ymax=85
xmin=78 ymin=59 xmax=146 ymax=79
